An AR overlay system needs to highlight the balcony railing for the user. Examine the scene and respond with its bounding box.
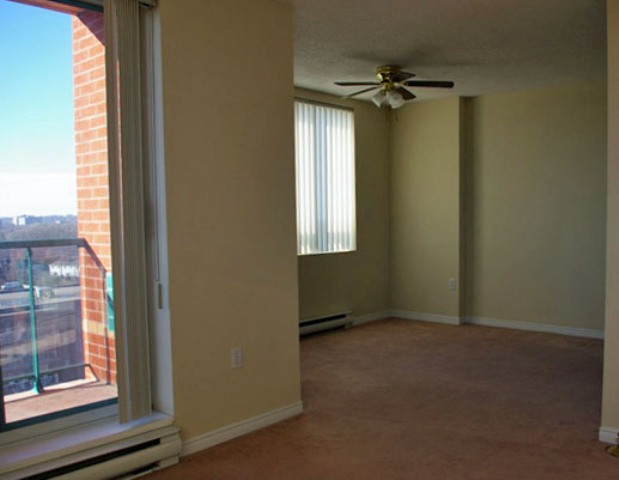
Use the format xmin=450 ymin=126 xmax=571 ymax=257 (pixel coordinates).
xmin=0 ymin=238 xmax=117 ymax=429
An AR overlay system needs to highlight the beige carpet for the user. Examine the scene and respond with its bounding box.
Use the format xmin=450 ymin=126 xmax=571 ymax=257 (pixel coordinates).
xmin=145 ymin=319 xmax=618 ymax=479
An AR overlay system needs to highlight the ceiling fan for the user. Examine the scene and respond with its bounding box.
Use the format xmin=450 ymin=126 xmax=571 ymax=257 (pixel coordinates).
xmin=335 ymin=65 xmax=454 ymax=109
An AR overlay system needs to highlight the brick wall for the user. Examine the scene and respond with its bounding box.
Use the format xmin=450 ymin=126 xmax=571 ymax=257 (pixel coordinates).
xmin=72 ymin=11 xmax=115 ymax=384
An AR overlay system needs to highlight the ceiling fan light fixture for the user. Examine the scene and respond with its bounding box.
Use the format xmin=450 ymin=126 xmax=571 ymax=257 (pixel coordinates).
xmin=371 ymin=90 xmax=386 ymax=108
xmin=386 ymin=89 xmax=406 ymax=109
xmin=372 ymin=89 xmax=406 ymax=109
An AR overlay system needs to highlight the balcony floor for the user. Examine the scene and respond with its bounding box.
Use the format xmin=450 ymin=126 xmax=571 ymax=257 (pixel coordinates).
xmin=4 ymin=379 xmax=117 ymax=424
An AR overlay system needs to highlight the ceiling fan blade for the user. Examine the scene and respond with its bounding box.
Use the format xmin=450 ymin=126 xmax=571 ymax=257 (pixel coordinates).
xmin=343 ymin=86 xmax=380 ymax=98
xmin=396 ymin=87 xmax=416 ymax=101
xmin=392 ymin=71 xmax=415 ymax=82
xmin=403 ymin=80 xmax=455 ymax=88
xmin=335 ymin=81 xmax=380 ymax=86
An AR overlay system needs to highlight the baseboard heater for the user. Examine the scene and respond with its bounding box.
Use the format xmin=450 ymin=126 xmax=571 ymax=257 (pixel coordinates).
xmin=299 ymin=311 xmax=352 ymax=337
xmin=15 ymin=425 xmax=181 ymax=480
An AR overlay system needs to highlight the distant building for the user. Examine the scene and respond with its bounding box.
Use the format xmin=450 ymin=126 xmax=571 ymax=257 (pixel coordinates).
xmin=9 ymin=214 xmax=77 ymax=227
xmin=49 ymin=260 xmax=80 ymax=278
xmin=12 ymin=215 xmax=43 ymax=226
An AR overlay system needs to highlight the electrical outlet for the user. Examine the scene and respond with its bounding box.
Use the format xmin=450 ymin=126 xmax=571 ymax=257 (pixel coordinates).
xmin=231 ymin=346 xmax=243 ymax=369
xmin=448 ymin=278 xmax=457 ymax=292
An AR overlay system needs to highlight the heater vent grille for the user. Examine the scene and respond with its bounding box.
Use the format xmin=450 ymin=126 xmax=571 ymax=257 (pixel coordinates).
xmin=2 ymin=422 xmax=181 ymax=480
xmin=300 ymin=311 xmax=352 ymax=336
xmin=25 ymin=440 xmax=160 ymax=479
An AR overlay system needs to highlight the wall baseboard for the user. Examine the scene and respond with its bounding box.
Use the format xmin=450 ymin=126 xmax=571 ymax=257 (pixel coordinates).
xmin=599 ymin=426 xmax=619 ymax=444
xmin=390 ymin=310 xmax=461 ymax=326
xmin=464 ymin=316 xmax=604 ymax=339
xmin=349 ymin=310 xmax=603 ymax=339
xmin=352 ymin=311 xmax=391 ymax=326
xmin=181 ymin=402 xmax=303 ymax=457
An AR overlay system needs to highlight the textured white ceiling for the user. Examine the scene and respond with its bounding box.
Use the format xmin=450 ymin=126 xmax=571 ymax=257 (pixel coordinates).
xmin=290 ymin=0 xmax=606 ymax=102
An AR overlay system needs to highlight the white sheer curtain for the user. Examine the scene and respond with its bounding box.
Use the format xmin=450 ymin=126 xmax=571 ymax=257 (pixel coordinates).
xmin=295 ymin=100 xmax=356 ymax=255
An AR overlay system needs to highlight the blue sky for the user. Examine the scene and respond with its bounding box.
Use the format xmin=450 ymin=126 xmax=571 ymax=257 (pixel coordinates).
xmin=0 ymin=0 xmax=77 ymax=216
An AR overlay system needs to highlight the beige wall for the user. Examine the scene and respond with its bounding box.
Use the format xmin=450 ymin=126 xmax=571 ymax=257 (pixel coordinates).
xmin=158 ymin=0 xmax=301 ymax=441
xmin=390 ymin=98 xmax=463 ymax=318
xmin=303 ymin=82 xmax=606 ymax=332
xmin=295 ymin=89 xmax=391 ymax=320
xmin=603 ymin=0 xmax=619 ymax=431
xmin=466 ymin=80 xmax=607 ymax=330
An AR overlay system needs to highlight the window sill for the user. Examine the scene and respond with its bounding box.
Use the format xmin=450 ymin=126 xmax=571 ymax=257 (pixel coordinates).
xmin=0 ymin=411 xmax=178 ymax=479
xmin=298 ymin=249 xmax=357 ymax=257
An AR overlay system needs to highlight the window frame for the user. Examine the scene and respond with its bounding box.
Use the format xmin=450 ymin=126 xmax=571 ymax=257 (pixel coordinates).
xmin=0 ymin=0 xmax=171 ymax=446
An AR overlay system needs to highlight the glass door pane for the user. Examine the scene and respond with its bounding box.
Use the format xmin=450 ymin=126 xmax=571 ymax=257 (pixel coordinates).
xmin=0 ymin=0 xmax=117 ymax=430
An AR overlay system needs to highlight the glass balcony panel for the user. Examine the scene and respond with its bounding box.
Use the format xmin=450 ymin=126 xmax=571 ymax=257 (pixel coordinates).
xmin=0 ymin=240 xmax=117 ymax=428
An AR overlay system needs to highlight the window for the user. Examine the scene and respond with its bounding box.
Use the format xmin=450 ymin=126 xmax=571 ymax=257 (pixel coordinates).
xmin=294 ymin=100 xmax=356 ymax=255
xmin=0 ymin=0 xmax=165 ymax=441
xmin=0 ymin=0 xmax=119 ymax=433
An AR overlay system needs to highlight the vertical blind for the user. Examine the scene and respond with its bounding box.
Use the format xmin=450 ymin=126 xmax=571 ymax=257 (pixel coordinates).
xmin=294 ymin=100 xmax=356 ymax=255
xmin=105 ymin=0 xmax=152 ymax=422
